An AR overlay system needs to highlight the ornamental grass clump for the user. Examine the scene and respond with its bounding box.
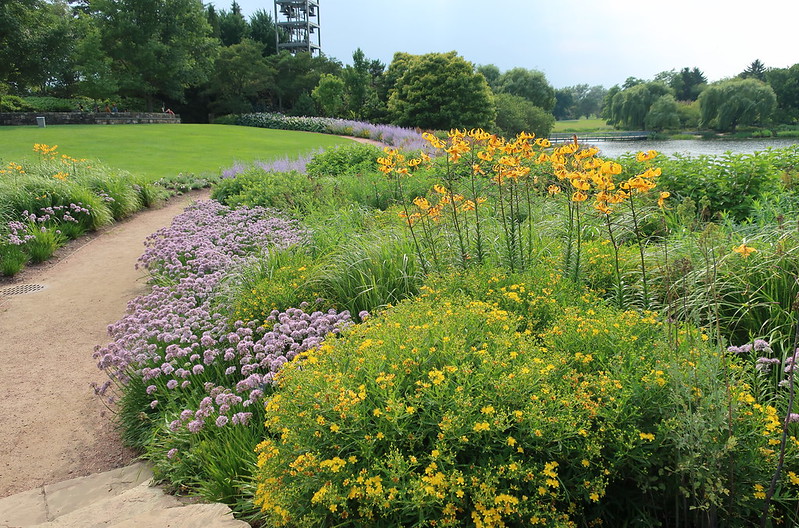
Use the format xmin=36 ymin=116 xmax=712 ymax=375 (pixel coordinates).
xmin=254 ymin=266 xmax=797 ymax=526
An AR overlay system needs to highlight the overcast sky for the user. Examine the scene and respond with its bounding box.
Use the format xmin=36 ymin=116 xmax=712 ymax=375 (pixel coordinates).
xmin=208 ymin=0 xmax=799 ymax=88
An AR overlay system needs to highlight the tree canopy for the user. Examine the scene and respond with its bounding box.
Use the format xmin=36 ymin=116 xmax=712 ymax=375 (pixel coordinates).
xmin=698 ymin=78 xmax=776 ymax=132
xmin=89 ymin=0 xmax=217 ymax=109
xmin=387 ymin=51 xmax=495 ymax=130
xmin=495 ymin=68 xmax=556 ymax=112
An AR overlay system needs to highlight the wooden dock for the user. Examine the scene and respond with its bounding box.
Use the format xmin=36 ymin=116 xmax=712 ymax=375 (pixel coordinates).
xmin=548 ymin=132 xmax=652 ymax=143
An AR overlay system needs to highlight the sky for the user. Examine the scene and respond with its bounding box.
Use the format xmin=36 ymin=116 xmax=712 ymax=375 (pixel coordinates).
xmin=208 ymin=0 xmax=799 ymax=89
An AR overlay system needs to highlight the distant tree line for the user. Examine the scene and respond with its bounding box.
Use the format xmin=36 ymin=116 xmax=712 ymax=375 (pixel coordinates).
xmin=3 ymin=1 xmax=799 ymax=135
xmin=602 ymin=61 xmax=799 ymax=133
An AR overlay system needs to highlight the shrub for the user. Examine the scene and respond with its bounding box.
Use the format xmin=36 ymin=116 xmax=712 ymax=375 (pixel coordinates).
xmin=0 ymin=95 xmax=34 ymax=112
xmin=212 ymin=168 xmax=328 ymax=212
xmin=255 ymin=268 xmax=791 ymax=526
xmin=305 ymin=143 xmax=382 ymax=178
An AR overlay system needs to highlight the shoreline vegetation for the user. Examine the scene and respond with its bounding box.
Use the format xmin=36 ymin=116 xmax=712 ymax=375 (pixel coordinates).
xmin=553 ymin=117 xmax=799 ymax=140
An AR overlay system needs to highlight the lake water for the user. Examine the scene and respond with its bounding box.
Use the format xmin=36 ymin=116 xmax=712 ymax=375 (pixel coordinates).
xmin=588 ymin=138 xmax=799 ymax=158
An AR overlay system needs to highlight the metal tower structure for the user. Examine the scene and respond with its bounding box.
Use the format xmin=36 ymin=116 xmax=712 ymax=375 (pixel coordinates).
xmin=274 ymin=1 xmax=321 ymax=56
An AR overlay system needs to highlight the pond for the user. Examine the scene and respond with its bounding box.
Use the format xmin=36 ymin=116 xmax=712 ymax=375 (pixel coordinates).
xmin=589 ymin=137 xmax=799 ymax=158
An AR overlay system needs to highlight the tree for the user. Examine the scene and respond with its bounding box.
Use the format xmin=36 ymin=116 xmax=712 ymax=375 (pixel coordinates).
xmin=249 ymin=9 xmax=277 ymax=56
xmin=387 ymin=51 xmax=495 ymax=130
xmin=495 ymin=67 xmax=555 ymax=111
xmin=494 ymin=93 xmax=554 ymax=138
xmin=312 ymin=73 xmax=346 ymax=117
xmin=606 ymin=82 xmax=672 ymax=129
xmin=740 ymin=59 xmax=767 ymax=82
xmin=342 ymin=48 xmax=384 ymax=120
xmin=206 ymin=39 xmax=274 ymax=114
xmin=698 ymin=78 xmax=776 ymax=131
xmin=0 ymin=0 xmax=77 ymax=93
xmin=644 ymin=94 xmax=680 ymax=131
xmin=671 ymin=67 xmax=706 ymax=101
xmin=476 ymin=64 xmax=501 ymax=90
xmin=266 ymin=51 xmax=341 ymax=111
xmin=765 ymin=64 xmax=799 ymax=123
xmin=218 ymin=1 xmax=249 ymax=46
xmin=90 ymin=0 xmax=217 ymax=110
xmin=554 ymin=88 xmax=575 ymax=120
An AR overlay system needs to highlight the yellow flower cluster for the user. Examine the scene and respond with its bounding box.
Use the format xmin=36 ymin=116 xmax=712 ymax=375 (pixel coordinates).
xmin=0 ymin=161 xmax=25 ymax=175
xmin=33 ymin=143 xmax=58 ymax=156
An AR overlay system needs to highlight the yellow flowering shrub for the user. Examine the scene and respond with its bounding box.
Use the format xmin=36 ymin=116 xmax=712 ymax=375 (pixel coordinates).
xmin=253 ymin=266 xmax=794 ymax=526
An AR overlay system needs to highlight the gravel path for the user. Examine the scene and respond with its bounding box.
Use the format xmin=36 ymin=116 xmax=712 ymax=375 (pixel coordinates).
xmin=0 ymin=189 xmax=210 ymax=498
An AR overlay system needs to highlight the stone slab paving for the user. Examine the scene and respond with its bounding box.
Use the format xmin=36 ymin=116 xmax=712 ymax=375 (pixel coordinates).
xmin=0 ymin=462 xmax=249 ymax=528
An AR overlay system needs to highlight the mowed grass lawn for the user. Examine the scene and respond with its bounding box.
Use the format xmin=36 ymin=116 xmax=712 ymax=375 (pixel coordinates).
xmin=552 ymin=118 xmax=614 ymax=134
xmin=0 ymin=124 xmax=353 ymax=179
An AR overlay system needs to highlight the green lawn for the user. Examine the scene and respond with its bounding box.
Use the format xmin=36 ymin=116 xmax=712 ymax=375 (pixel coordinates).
xmin=552 ymin=118 xmax=614 ymax=134
xmin=0 ymin=124 xmax=353 ymax=179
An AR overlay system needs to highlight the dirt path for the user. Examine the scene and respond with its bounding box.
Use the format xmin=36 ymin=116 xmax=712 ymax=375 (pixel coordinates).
xmin=0 ymin=189 xmax=210 ymax=498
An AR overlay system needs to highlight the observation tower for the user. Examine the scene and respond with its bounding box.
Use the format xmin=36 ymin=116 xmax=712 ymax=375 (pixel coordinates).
xmin=274 ymin=1 xmax=321 ymax=56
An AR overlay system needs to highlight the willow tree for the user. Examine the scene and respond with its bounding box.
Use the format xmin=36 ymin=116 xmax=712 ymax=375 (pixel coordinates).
xmin=698 ymin=78 xmax=776 ymax=132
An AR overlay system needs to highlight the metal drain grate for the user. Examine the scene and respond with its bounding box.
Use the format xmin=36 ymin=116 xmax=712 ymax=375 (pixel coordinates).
xmin=0 ymin=284 xmax=46 ymax=296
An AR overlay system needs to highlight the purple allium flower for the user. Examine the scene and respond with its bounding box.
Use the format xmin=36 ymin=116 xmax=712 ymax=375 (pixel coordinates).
xmin=167 ymin=448 xmax=178 ymax=459
xmin=215 ymin=416 xmax=229 ymax=427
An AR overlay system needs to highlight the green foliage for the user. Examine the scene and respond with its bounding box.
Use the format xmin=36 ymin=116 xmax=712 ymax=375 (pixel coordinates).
xmin=206 ymin=39 xmax=275 ymax=115
xmin=493 ymin=93 xmax=555 ymax=138
xmin=221 ymin=249 xmax=322 ymax=326
xmin=24 ymin=225 xmax=65 ymax=263
xmin=254 ymin=267 xmax=788 ymax=526
xmin=305 ymin=143 xmax=381 ymax=178
xmin=311 ymin=73 xmax=346 ymax=117
xmin=699 ymin=78 xmax=777 ymax=132
xmin=21 ymin=96 xmax=78 ymax=112
xmin=644 ymin=94 xmax=681 ymax=131
xmin=606 ymin=82 xmax=674 ymax=130
xmin=765 ymin=63 xmax=799 ymax=124
xmin=643 ymin=147 xmax=794 ymax=221
xmin=309 ymin=232 xmax=422 ymax=316
xmin=0 ymin=244 xmax=28 ymax=276
xmin=387 ymin=51 xmax=496 ymax=130
xmin=496 ymin=67 xmax=557 ymax=111
xmin=89 ymin=0 xmax=217 ymax=108
xmin=212 ymin=168 xmax=326 ymax=212
xmin=0 ymin=95 xmax=36 ymax=111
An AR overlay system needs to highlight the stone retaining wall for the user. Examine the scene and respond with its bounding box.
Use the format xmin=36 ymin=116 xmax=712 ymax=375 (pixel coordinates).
xmin=0 ymin=112 xmax=181 ymax=126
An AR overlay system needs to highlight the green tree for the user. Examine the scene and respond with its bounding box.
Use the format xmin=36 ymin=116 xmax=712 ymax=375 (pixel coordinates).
xmin=342 ymin=48 xmax=384 ymax=120
xmin=312 ymin=73 xmax=346 ymax=117
xmin=765 ymin=64 xmax=799 ymax=123
xmin=90 ymin=0 xmax=217 ymax=110
xmin=218 ymin=1 xmax=249 ymax=46
xmin=249 ymin=9 xmax=278 ymax=56
xmin=266 ymin=51 xmax=341 ymax=111
xmin=495 ymin=67 xmax=555 ymax=111
xmin=72 ymin=13 xmax=118 ymax=99
xmin=740 ymin=59 xmax=767 ymax=82
xmin=476 ymin=64 xmax=501 ymax=90
xmin=206 ymin=39 xmax=274 ymax=114
xmin=644 ymin=94 xmax=680 ymax=131
xmin=387 ymin=51 xmax=495 ymax=130
xmin=606 ymin=82 xmax=672 ymax=129
xmin=554 ymin=88 xmax=575 ymax=120
xmin=671 ymin=67 xmax=706 ymax=101
xmin=494 ymin=93 xmax=554 ymax=138
xmin=699 ymin=78 xmax=776 ymax=131
xmin=0 ymin=0 xmax=77 ymax=93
